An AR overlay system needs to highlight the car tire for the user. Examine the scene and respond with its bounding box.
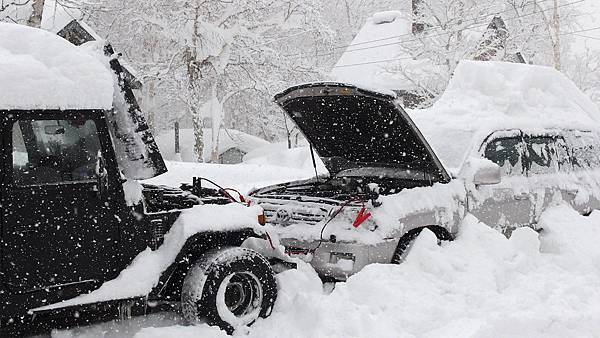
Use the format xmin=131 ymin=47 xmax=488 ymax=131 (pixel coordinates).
xmin=391 ymin=231 xmax=421 ymax=264
xmin=181 ymin=247 xmax=277 ymax=334
xmin=391 ymin=227 xmax=448 ymax=264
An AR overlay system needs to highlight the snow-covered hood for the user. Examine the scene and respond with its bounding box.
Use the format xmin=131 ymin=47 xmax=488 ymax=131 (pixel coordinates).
xmin=409 ymin=61 xmax=600 ymax=171
xmin=274 ymin=82 xmax=449 ymax=182
xmin=0 ymin=22 xmax=113 ymax=110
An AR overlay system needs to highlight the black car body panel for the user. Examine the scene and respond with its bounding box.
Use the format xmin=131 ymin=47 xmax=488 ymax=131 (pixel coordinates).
xmin=0 ymin=110 xmax=264 ymax=335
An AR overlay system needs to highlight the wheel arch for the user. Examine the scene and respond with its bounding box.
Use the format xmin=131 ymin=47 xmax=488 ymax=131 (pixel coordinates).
xmin=149 ymin=228 xmax=261 ymax=301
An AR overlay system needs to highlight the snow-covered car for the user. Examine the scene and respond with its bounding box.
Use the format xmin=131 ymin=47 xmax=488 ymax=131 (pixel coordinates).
xmin=250 ymin=60 xmax=600 ymax=280
xmin=0 ymin=23 xmax=287 ymax=336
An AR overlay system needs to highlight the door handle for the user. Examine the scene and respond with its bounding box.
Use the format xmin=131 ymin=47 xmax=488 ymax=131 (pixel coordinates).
xmin=514 ymin=193 xmax=529 ymax=201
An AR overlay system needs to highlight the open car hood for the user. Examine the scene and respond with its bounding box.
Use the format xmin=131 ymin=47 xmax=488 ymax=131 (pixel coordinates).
xmin=274 ymin=82 xmax=450 ymax=183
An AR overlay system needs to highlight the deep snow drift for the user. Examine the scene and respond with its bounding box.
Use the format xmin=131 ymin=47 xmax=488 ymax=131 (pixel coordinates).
xmin=52 ymin=159 xmax=600 ymax=338
xmin=0 ymin=23 xmax=113 ymax=110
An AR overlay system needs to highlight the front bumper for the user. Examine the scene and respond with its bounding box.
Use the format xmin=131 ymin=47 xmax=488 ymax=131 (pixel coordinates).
xmin=282 ymin=238 xmax=399 ymax=280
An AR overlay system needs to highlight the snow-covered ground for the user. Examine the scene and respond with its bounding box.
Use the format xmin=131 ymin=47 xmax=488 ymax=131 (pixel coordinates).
xmin=143 ymin=160 xmax=319 ymax=195
xmin=47 ymin=161 xmax=600 ymax=338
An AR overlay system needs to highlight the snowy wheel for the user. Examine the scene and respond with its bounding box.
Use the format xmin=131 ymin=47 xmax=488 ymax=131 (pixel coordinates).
xmin=181 ymin=247 xmax=277 ymax=334
xmin=391 ymin=231 xmax=421 ymax=264
xmin=392 ymin=228 xmax=449 ymax=264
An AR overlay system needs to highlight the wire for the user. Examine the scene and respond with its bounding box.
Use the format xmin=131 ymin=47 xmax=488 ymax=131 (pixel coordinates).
xmin=238 ymin=28 xmax=320 ymax=51
xmin=222 ymin=187 xmax=246 ymax=203
xmin=311 ymin=196 xmax=365 ymax=253
xmin=330 ymin=0 xmax=586 ymax=61
xmin=196 ymin=177 xmax=243 ymax=204
xmin=574 ymin=33 xmax=600 ymax=41
xmin=319 ymin=0 xmax=560 ymax=52
xmin=286 ymin=0 xmax=586 ymax=61
xmin=332 ymin=24 xmax=600 ymax=69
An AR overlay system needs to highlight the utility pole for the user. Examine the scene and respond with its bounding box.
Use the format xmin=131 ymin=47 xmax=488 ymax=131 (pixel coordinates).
xmin=26 ymin=0 xmax=45 ymax=28
xmin=534 ymin=0 xmax=562 ymax=70
xmin=552 ymin=0 xmax=562 ymax=70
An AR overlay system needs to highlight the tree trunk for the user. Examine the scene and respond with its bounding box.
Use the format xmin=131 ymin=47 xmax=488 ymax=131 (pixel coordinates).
xmin=26 ymin=0 xmax=45 ymax=28
xmin=210 ymin=86 xmax=222 ymax=163
xmin=552 ymin=0 xmax=562 ymax=70
xmin=187 ymin=4 xmax=204 ymax=163
xmin=191 ymin=103 xmax=204 ymax=163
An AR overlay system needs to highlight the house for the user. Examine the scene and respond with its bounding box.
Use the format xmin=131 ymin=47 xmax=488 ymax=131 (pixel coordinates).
xmin=155 ymin=128 xmax=270 ymax=164
xmin=331 ymin=5 xmax=525 ymax=108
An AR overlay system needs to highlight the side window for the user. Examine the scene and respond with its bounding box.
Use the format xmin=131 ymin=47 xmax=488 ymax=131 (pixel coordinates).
xmin=568 ymin=132 xmax=600 ymax=171
xmin=484 ymin=137 xmax=525 ymax=176
xmin=12 ymin=119 xmax=102 ymax=186
xmin=523 ymin=136 xmax=562 ymax=175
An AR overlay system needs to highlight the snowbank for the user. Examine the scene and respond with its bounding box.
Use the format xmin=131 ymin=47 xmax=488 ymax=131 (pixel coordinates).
xmin=155 ymin=128 xmax=269 ymax=163
xmin=0 ymin=23 xmax=113 ymax=110
xmin=243 ymin=143 xmax=327 ymax=173
xmin=144 ymin=161 xmax=317 ymax=195
xmin=36 ymin=203 xmax=263 ymax=311
xmin=121 ymin=204 xmax=600 ymax=338
xmin=411 ymin=61 xmax=600 ymax=170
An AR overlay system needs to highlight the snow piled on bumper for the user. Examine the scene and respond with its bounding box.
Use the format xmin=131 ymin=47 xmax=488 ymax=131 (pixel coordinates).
xmin=133 ymin=204 xmax=600 ymax=337
xmin=36 ymin=203 xmax=263 ymax=311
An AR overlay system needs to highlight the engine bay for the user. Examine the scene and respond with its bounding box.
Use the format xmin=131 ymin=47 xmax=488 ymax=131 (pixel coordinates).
xmin=250 ymin=174 xmax=432 ymax=204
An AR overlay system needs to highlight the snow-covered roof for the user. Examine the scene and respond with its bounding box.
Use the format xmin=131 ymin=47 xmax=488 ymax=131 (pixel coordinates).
xmin=410 ymin=60 xmax=600 ymax=170
xmin=156 ymin=128 xmax=270 ymax=162
xmin=0 ymin=22 xmax=113 ymax=110
xmin=331 ymin=11 xmax=420 ymax=91
xmin=330 ymin=11 xmax=509 ymax=94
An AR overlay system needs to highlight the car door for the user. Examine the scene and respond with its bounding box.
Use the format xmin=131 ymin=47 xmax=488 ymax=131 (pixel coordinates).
xmin=522 ymin=134 xmax=572 ymax=222
xmin=468 ymin=131 xmax=534 ymax=235
xmin=561 ymin=131 xmax=600 ymax=214
xmin=1 ymin=111 xmax=119 ymax=308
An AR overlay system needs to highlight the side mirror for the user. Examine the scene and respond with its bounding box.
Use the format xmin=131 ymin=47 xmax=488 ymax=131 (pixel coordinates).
xmin=461 ymin=157 xmax=502 ymax=186
xmin=473 ymin=161 xmax=502 ymax=186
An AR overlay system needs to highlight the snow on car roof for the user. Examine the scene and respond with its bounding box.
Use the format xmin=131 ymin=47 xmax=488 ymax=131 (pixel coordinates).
xmin=0 ymin=22 xmax=113 ymax=110
xmin=409 ymin=60 xmax=600 ymax=170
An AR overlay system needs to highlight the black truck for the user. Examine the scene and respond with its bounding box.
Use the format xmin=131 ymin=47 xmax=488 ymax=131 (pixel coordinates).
xmin=0 ymin=23 xmax=284 ymax=336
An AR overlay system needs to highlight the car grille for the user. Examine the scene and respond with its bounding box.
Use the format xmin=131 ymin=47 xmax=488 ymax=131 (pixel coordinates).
xmin=255 ymin=198 xmax=332 ymax=226
xmin=150 ymin=218 xmax=166 ymax=249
